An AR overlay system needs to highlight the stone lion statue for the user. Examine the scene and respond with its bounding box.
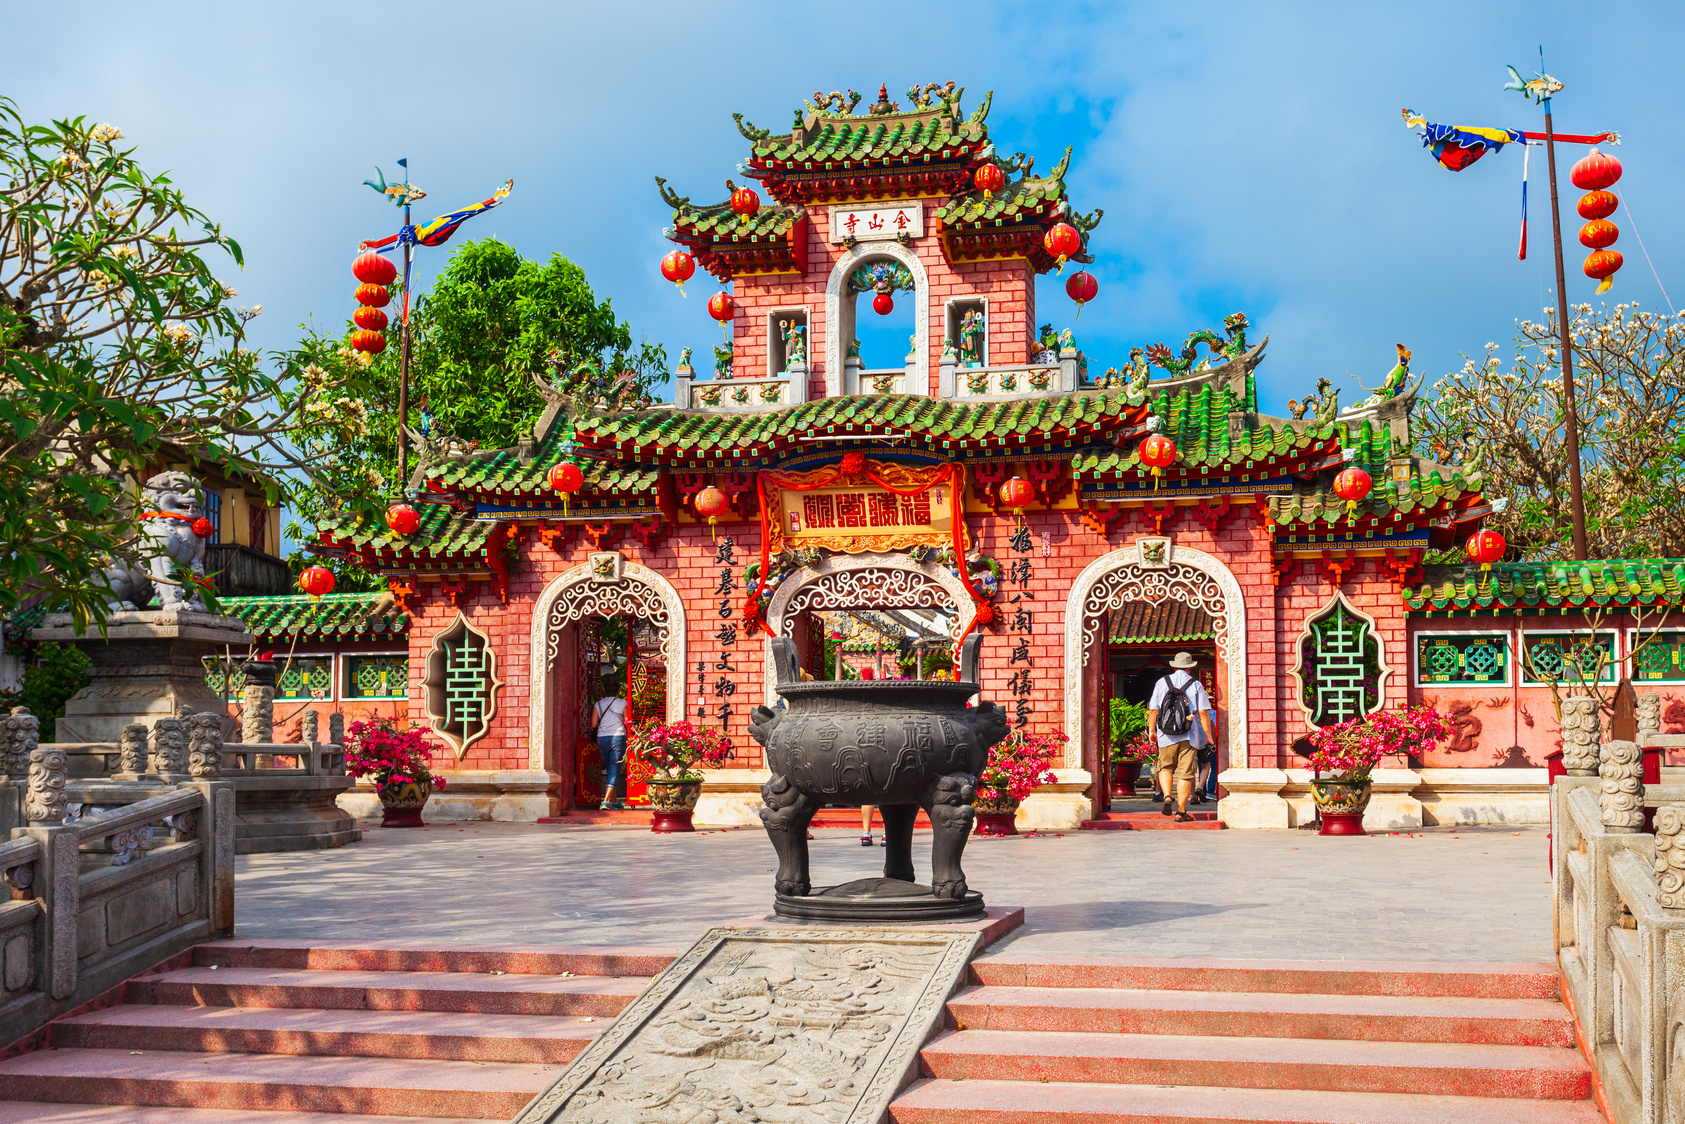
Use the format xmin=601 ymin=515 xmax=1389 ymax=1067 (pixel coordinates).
xmin=105 ymin=471 xmax=209 ymax=611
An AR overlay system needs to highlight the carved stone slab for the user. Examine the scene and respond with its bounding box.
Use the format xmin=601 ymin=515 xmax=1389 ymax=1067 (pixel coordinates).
xmin=512 ymin=926 xmax=979 ymax=1124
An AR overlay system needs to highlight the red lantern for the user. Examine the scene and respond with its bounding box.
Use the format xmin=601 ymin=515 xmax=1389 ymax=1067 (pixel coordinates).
xmin=1577 ymin=190 xmax=1618 ymax=220
xmin=1579 ymin=220 xmax=1619 ymax=250
xmin=1138 ymin=433 xmax=1177 ymax=490
xmin=694 ymin=485 xmax=730 ymax=541
xmin=1065 ymin=271 xmax=1098 ymax=320
xmin=1584 ymin=248 xmax=1624 ymax=293
xmin=660 ymin=250 xmax=696 ymax=296
xmin=353 ymin=306 xmax=388 ymax=332
xmin=1465 ymin=529 xmax=1506 ymax=572
xmin=872 ymin=292 xmax=894 ymax=316
xmin=385 ymin=502 xmax=420 ymax=536
xmin=547 ymin=461 xmax=584 ymax=494
xmin=1569 ymin=150 xmax=1622 ymax=191
xmin=352 ymin=250 xmax=397 ymax=286
xmin=191 ymin=517 xmax=215 ymax=538
xmin=707 ymin=291 xmax=734 ymax=339
xmin=354 ymin=282 xmax=391 ymax=308
xmin=998 ymin=477 xmax=1034 ymax=525
xmin=1331 ymin=465 xmax=1372 ymax=519
xmin=1043 ymin=222 xmax=1082 ymax=271
xmin=298 ymin=565 xmax=336 ymax=598
xmin=730 ymin=186 xmax=760 ymax=223
xmin=973 ymin=163 xmax=1004 ymax=198
xmin=350 ymin=329 xmax=386 ymax=355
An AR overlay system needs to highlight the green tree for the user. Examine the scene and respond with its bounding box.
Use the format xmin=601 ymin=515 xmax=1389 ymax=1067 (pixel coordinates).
xmin=289 ymin=237 xmax=665 ymax=529
xmin=0 ymin=98 xmax=369 ymax=631
xmin=1418 ymin=302 xmax=1685 ymax=561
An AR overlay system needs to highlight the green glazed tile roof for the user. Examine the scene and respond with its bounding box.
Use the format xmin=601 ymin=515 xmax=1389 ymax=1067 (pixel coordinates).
xmin=1406 ymin=559 xmax=1685 ymax=614
xmin=221 ymin=591 xmax=408 ymax=640
xmin=671 ymin=199 xmax=805 ymax=242
xmin=934 ymin=172 xmax=1069 ymax=229
xmin=1074 ymin=383 xmax=1322 ymax=478
xmin=1107 ymin=599 xmax=1217 ymax=644
xmin=433 ymin=429 xmax=661 ymax=499
xmin=750 ymin=112 xmax=985 ymax=166
xmin=319 ymin=502 xmax=493 ymax=559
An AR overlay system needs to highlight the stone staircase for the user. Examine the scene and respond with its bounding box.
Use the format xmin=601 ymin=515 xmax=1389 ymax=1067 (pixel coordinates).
xmin=889 ymin=955 xmax=1602 ymax=1124
xmin=0 ymin=940 xmax=675 ymax=1123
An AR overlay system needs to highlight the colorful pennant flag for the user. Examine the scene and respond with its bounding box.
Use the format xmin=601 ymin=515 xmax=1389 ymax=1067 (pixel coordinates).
xmin=1402 ymin=110 xmax=1525 ymax=171
xmin=360 ymin=180 xmax=514 ymax=255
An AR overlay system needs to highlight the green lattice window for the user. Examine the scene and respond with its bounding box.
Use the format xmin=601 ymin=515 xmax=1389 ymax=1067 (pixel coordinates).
xmin=202 ymin=658 xmax=246 ymax=701
xmin=345 ymin=655 xmax=409 ymax=699
xmin=1415 ymin=634 xmax=1509 ymax=686
xmin=276 ymin=657 xmax=334 ymax=700
xmin=423 ymin=614 xmax=501 ymax=754
xmin=1520 ymin=632 xmax=1616 ymax=685
xmin=1631 ymin=631 xmax=1685 ymax=682
xmin=1299 ymin=599 xmax=1383 ymax=727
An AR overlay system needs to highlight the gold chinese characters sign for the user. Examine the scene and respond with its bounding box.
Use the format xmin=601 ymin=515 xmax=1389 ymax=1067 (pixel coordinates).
xmin=764 ymin=461 xmax=965 ymax=555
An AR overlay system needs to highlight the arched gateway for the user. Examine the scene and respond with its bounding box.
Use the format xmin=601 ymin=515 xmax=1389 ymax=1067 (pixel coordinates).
xmin=527 ymin=560 xmax=687 ymax=773
xmin=1064 ymin=540 xmax=1247 ymax=770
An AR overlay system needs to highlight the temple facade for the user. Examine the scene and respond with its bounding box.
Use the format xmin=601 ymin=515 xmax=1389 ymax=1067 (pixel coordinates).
xmin=309 ymin=81 xmax=1685 ymax=830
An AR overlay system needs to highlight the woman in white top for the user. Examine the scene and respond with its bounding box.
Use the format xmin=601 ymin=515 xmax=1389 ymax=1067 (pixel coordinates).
xmin=593 ymin=678 xmax=629 ymax=810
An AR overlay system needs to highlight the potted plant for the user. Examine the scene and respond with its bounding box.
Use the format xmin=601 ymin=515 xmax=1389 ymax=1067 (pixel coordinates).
xmin=1109 ymin=699 xmax=1150 ymax=793
xmin=344 ymin=718 xmax=446 ymax=828
xmin=626 ymin=720 xmax=735 ymax=833
xmin=1304 ymin=706 xmax=1446 ymax=835
xmin=974 ymin=730 xmax=1062 ymax=836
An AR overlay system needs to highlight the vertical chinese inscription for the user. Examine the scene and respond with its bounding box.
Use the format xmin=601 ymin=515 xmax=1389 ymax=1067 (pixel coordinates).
xmin=1007 ymin=524 xmax=1035 ymax=728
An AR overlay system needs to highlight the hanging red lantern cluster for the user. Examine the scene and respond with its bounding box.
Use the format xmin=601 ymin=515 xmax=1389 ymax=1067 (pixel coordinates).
xmin=1043 ymin=222 xmax=1082 ymax=272
xmin=1066 ymin=271 xmax=1098 ymax=320
xmin=660 ymin=249 xmax=695 ymax=296
xmin=693 ymin=485 xmax=730 ymax=541
xmin=973 ymin=163 xmax=1004 ymax=199
xmin=351 ymin=250 xmax=396 ymax=355
xmin=1331 ymin=465 xmax=1372 ymax=520
xmin=1570 ymin=150 xmax=1624 ymax=293
xmin=385 ymin=502 xmax=421 ymax=536
xmin=1138 ymin=433 xmax=1177 ymax=490
xmin=707 ymin=291 xmax=734 ymax=339
xmin=298 ymin=565 xmax=336 ymax=599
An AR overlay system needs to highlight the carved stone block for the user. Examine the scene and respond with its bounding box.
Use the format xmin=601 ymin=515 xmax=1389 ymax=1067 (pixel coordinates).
xmin=186 ymin=711 xmax=224 ymax=779
xmin=1655 ymin=804 xmax=1685 ymax=910
xmin=512 ymin=926 xmax=978 ymax=1124
xmin=1599 ymin=738 xmax=1644 ymax=833
xmin=24 ymin=746 xmax=68 ymax=825
xmin=241 ymin=685 xmax=274 ymax=744
xmin=149 ymin=717 xmax=188 ymax=775
xmin=1561 ymin=697 xmax=1601 ymax=776
xmin=119 ymin=723 xmax=149 ymax=776
xmin=1638 ymin=692 xmax=1662 ymax=744
xmin=1 ymin=707 xmax=37 ymax=778
xmin=300 ymin=710 xmax=318 ymax=744
xmin=329 ymin=711 xmax=345 ymax=746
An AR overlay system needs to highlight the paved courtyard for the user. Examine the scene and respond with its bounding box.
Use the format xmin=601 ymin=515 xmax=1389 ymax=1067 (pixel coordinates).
xmin=234 ymin=821 xmax=1554 ymax=962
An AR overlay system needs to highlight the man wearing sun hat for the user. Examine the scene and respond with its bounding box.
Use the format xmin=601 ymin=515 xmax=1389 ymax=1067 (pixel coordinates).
xmin=1146 ymin=652 xmax=1216 ymax=823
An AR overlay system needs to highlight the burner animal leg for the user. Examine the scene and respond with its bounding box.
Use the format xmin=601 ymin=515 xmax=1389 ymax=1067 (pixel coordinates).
xmin=758 ymin=774 xmax=820 ymax=896
xmin=879 ymin=803 xmax=918 ymax=883
xmin=922 ymin=772 xmax=977 ymax=899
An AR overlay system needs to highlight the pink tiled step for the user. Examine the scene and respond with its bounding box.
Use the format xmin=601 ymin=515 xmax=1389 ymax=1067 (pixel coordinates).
xmin=0 ymin=1048 xmax=561 ymax=1118
xmin=128 ymin=965 xmax=643 ymax=1016
xmin=918 ymin=1029 xmax=1593 ymax=1100
xmin=946 ymin=985 xmax=1575 ymax=1046
xmin=51 ymin=1002 xmax=599 ymax=1064
xmin=889 ymin=1077 xmax=1608 ymax=1124
xmin=1081 ymin=810 xmax=1224 ymax=831
xmin=0 ymin=1106 xmax=500 ymax=1124
xmin=190 ymin=939 xmax=678 ymax=977
xmin=968 ymin=956 xmax=1563 ymax=998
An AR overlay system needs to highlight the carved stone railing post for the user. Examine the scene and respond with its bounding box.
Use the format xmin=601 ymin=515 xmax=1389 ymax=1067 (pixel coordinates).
xmin=23 ymin=745 xmax=68 ymax=826
xmin=1561 ymin=696 xmax=1601 ymax=776
xmin=148 ymin=716 xmax=188 ymax=779
xmin=186 ymin=711 xmax=224 ymax=780
xmin=1637 ymin=692 xmax=1662 ymax=745
xmin=1598 ymin=738 xmax=1643 ymax=833
xmin=118 ymin=723 xmax=149 ymax=777
xmin=300 ymin=709 xmax=319 ymax=745
xmin=240 ymin=659 xmax=276 ymax=744
xmin=329 ymin=712 xmax=345 ymax=746
xmin=0 ymin=708 xmax=38 ymax=833
xmin=1656 ymin=804 xmax=1685 ymax=910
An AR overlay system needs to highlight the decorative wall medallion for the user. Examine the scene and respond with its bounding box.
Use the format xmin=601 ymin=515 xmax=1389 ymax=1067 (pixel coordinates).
xmin=1137 ymin=537 xmax=1171 ymax=569
xmin=424 ymin=612 xmax=504 ymax=757
xmin=589 ymin=552 xmax=624 ymax=584
xmin=1289 ymin=591 xmax=1390 ymax=729
xmin=511 ymin=926 xmax=977 ymax=1124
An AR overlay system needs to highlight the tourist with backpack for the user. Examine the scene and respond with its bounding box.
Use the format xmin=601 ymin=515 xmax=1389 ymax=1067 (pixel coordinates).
xmin=1146 ymin=652 xmax=1217 ymax=822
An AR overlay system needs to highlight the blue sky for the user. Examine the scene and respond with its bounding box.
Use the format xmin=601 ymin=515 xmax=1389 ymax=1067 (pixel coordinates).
xmin=7 ymin=0 xmax=1682 ymax=419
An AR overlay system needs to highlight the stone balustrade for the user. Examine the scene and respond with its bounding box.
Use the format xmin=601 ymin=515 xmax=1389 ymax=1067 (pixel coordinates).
xmin=942 ymin=348 xmax=1079 ymax=400
xmin=1552 ymin=709 xmax=1685 ymax=1124
xmin=675 ymin=364 xmax=810 ymax=411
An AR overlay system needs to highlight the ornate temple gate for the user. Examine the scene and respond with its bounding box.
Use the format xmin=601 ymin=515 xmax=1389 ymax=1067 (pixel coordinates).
xmin=528 ymin=560 xmax=687 ymax=806
xmin=1064 ymin=541 xmax=1248 ymax=808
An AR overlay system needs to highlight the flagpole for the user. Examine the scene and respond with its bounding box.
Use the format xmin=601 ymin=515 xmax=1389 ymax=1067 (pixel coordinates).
xmin=397 ymin=197 xmax=412 ymax=489
xmin=1542 ymin=94 xmax=1590 ymax=561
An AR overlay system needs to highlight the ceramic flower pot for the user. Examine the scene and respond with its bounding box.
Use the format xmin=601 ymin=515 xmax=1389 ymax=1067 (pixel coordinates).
xmin=378 ymin=779 xmax=432 ymax=828
xmin=973 ymin=793 xmax=1020 ymax=836
xmin=1312 ymin=776 xmax=1372 ymax=836
xmin=1112 ymin=761 xmax=1144 ymax=793
xmin=647 ymin=778 xmax=702 ymax=833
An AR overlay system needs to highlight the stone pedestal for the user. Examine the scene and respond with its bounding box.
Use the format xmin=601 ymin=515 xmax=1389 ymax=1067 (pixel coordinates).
xmin=32 ymin=610 xmax=251 ymax=743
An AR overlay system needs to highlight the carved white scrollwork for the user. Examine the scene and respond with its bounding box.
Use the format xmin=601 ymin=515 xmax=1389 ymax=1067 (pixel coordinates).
xmin=778 ymin=567 xmax=960 ymax=636
xmin=544 ymin=579 xmax=672 ymax=669
xmin=1076 ymin=561 xmax=1229 ymax=666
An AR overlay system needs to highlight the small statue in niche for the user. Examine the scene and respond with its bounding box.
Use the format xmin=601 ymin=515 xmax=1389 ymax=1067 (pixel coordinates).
xmin=677 ymin=346 xmax=693 ymax=371
xmin=958 ymin=308 xmax=985 ymax=367
xmin=714 ymin=341 xmax=735 ymax=380
xmin=780 ymin=321 xmax=807 ymax=367
xmin=941 ymin=336 xmax=957 ymax=360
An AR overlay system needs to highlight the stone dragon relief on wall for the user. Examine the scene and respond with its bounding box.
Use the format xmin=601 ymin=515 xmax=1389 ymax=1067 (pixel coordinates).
xmin=513 ymin=928 xmax=976 ymax=1124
